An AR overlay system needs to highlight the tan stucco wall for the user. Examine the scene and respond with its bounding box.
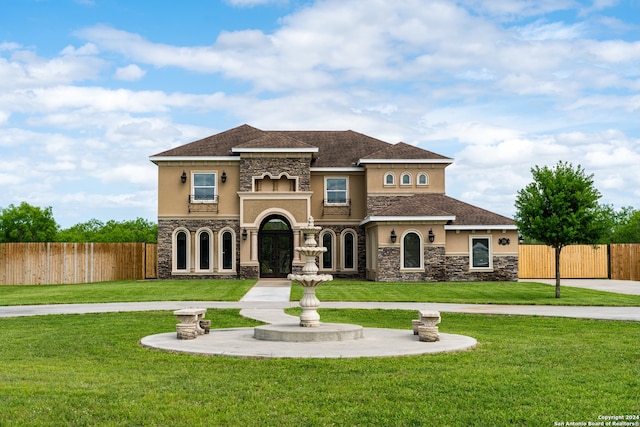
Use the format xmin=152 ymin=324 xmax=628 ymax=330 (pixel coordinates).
xmin=445 ymin=229 xmax=519 ymax=255
xmin=364 ymin=164 xmax=447 ymax=194
xmin=156 ymin=161 xmax=240 ymax=217
xmin=310 ymin=171 xmax=366 ymax=220
xmin=241 ymin=197 xmax=309 ymax=226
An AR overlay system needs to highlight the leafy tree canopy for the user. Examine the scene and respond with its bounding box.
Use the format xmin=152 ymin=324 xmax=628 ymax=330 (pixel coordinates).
xmin=57 ymin=218 xmax=157 ymax=243
xmin=0 ymin=202 xmax=59 ymax=242
xmin=514 ymin=161 xmax=608 ymax=249
xmin=514 ymin=162 xmax=609 ymax=298
xmin=608 ymin=206 xmax=640 ymax=243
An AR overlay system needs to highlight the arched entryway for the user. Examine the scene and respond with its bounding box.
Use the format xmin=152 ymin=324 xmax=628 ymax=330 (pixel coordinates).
xmin=258 ymin=215 xmax=293 ymax=278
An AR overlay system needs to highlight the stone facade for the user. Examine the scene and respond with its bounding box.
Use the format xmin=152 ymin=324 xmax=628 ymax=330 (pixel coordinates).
xmin=157 ymin=218 xmax=240 ymax=280
xmin=239 ymin=157 xmax=311 ymax=192
xmin=445 ymin=255 xmax=518 ymax=281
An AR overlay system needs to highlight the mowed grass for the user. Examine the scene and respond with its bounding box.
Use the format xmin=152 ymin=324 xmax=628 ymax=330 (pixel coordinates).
xmin=0 ymin=309 xmax=638 ymax=426
xmin=2 ymin=279 xmax=640 ymax=307
xmin=291 ymin=279 xmax=640 ymax=306
xmin=0 ymin=279 xmax=256 ymax=306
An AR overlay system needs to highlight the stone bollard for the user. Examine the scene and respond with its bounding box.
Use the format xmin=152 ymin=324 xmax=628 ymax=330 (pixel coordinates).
xmin=412 ymin=319 xmax=422 ymax=335
xmin=419 ymin=310 xmax=441 ymax=327
xmin=199 ymin=320 xmax=211 ymax=334
xmin=418 ymin=325 xmax=440 ymax=342
xmin=176 ymin=323 xmax=198 ymax=340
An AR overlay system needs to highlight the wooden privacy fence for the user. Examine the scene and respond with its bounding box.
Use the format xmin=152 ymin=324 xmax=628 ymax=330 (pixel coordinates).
xmin=518 ymin=244 xmax=640 ymax=280
xmin=0 ymin=242 xmax=158 ymax=285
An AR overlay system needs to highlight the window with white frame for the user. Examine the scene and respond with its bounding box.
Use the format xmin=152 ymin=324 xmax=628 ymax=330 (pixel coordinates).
xmin=220 ymin=230 xmax=234 ymax=271
xmin=196 ymin=229 xmax=213 ymax=271
xmin=417 ymin=172 xmax=428 ymax=186
xmin=402 ymin=231 xmax=422 ymax=269
xmin=401 ymin=172 xmax=412 ymax=186
xmin=325 ymin=177 xmax=348 ymax=204
xmin=384 ymin=172 xmax=395 ymax=186
xmin=321 ymin=231 xmax=334 ymax=270
xmin=470 ymin=236 xmax=492 ymax=269
xmin=192 ymin=172 xmax=217 ymax=202
xmin=342 ymin=230 xmax=356 ymax=270
xmin=173 ymin=228 xmax=190 ymax=272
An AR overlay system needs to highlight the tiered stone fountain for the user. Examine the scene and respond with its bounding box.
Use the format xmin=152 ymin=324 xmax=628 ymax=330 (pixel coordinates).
xmin=253 ymin=217 xmax=364 ymax=342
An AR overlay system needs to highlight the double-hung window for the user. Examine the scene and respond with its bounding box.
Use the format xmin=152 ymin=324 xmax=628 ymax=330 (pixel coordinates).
xmin=193 ymin=173 xmax=216 ymax=202
xmin=325 ymin=177 xmax=348 ymax=205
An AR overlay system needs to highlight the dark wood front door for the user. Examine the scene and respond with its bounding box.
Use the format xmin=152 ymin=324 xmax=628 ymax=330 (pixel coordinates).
xmin=258 ymin=216 xmax=292 ymax=278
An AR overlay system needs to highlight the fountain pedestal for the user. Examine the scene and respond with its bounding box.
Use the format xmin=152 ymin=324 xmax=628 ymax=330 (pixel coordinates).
xmin=253 ymin=217 xmax=364 ymax=342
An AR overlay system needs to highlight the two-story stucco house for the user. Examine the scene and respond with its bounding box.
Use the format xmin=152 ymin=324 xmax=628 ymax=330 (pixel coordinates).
xmin=150 ymin=124 xmax=518 ymax=282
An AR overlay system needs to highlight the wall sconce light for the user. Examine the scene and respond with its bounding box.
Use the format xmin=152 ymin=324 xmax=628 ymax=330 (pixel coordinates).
xmin=390 ymin=229 xmax=397 ymax=244
xmin=221 ymin=171 xmax=227 ymax=183
xmin=518 ymin=235 xmax=525 ymax=244
xmin=242 ymin=228 xmax=248 ymax=240
xmin=180 ymin=171 xmax=187 ymax=184
xmin=428 ymin=228 xmax=435 ymax=243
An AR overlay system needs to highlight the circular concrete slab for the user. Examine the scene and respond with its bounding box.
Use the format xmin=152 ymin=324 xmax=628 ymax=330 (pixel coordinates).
xmin=140 ymin=327 xmax=477 ymax=359
xmin=254 ymin=322 xmax=364 ymax=342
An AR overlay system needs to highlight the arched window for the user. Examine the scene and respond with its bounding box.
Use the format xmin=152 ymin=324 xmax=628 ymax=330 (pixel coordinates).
xmin=384 ymin=172 xmax=395 ymax=186
xmin=221 ymin=230 xmax=234 ymax=271
xmin=342 ymin=230 xmax=356 ymax=270
xmin=173 ymin=229 xmax=190 ymax=272
xmin=197 ymin=230 xmax=212 ymax=271
xmin=402 ymin=232 xmax=422 ymax=269
xmin=401 ymin=172 xmax=412 ymax=186
xmin=417 ymin=172 xmax=428 ymax=186
xmin=321 ymin=231 xmax=334 ymax=270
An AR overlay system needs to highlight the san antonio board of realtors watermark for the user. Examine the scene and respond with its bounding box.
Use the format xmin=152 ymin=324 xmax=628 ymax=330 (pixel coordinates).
xmin=554 ymin=414 xmax=639 ymax=426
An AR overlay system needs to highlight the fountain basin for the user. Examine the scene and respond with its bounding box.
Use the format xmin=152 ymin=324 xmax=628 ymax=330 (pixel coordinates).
xmin=254 ymin=322 xmax=364 ymax=342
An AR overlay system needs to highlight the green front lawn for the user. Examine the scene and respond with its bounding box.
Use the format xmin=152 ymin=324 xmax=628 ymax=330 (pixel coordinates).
xmin=291 ymin=279 xmax=640 ymax=306
xmin=1 ymin=279 xmax=640 ymax=307
xmin=0 ymin=279 xmax=256 ymax=306
xmin=0 ymin=309 xmax=637 ymax=426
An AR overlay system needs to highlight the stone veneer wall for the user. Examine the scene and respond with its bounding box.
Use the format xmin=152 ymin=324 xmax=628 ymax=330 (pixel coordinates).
xmin=239 ymin=157 xmax=311 ymax=192
xmin=157 ymin=218 xmax=240 ymax=279
xmin=374 ymin=245 xmax=517 ymax=282
xmin=445 ymin=255 xmax=519 ymax=281
xmin=316 ymin=224 xmax=366 ymax=279
xmin=376 ymin=246 xmax=446 ymax=282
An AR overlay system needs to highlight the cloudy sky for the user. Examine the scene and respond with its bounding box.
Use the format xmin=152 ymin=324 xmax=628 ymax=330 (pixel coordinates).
xmin=1 ymin=0 xmax=638 ymax=228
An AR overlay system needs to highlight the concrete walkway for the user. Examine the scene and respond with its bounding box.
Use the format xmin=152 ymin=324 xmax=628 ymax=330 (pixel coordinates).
xmin=3 ymin=278 xmax=640 ymax=358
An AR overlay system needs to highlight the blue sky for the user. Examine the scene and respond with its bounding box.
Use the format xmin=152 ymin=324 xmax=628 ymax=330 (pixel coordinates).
xmin=1 ymin=0 xmax=638 ymax=228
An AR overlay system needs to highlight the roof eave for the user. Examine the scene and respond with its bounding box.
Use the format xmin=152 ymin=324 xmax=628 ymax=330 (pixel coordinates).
xmin=358 ymin=158 xmax=453 ymax=165
xmin=445 ymin=225 xmax=518 ymax=231
xmin=361 ymin=215 xmax=456 ymax=225
xmin=149 ymin=156 xmax=240 ymax=163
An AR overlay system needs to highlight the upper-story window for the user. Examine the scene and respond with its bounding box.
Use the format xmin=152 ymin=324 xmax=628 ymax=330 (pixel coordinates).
xmin=417 ymin=172 xmax=428 ymax=186
xmin=325 ymin=177 xmax=348 ymax=205
xmin=401 ymin=172 xmax=412 ymax=186
xmin=192 ymin=172 xmax=216 ymax=202
xmin=384 ymin=172 xmax=395 ymax=186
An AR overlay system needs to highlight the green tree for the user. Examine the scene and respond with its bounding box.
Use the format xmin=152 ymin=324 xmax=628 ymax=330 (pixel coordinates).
xmin=57 ymin=218 xmax=157 ymax=243
xmin=610 ymin=207 xmax=640 ymax=243
xmin=0 ymin=202 xmax=59 ymax=242
xmin=514 ymin=161 xmax=608 ymax=298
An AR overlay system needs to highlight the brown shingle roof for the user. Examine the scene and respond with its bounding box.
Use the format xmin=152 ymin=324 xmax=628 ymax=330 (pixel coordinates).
xmin=233 ymin=133 xmax=316 ymax=150
xmin=151 ymin=125 xmax=450 ymax=167
xmin=377 ymin=193 xmax=515 ymax=226
xmin=362 ymin=142 xmax=452 ymax=161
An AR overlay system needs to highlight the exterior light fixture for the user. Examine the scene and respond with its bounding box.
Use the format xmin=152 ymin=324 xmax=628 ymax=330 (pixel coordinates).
xmin=390 ymin=229 xmax=397 ymax=244
xmin=181 ymin=171 xmax=187 ymax=184
xmin=428 ymin=229 xmax=435 ymax=243
xmin=221 ymin=171 xmax=227 ymax=183
xmin=242 ymin=228 xmax=248 ymax=240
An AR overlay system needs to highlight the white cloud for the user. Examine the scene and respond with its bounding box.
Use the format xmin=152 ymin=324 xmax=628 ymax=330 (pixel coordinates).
xmin=114 ymin=64 xmax=146 ymax=81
